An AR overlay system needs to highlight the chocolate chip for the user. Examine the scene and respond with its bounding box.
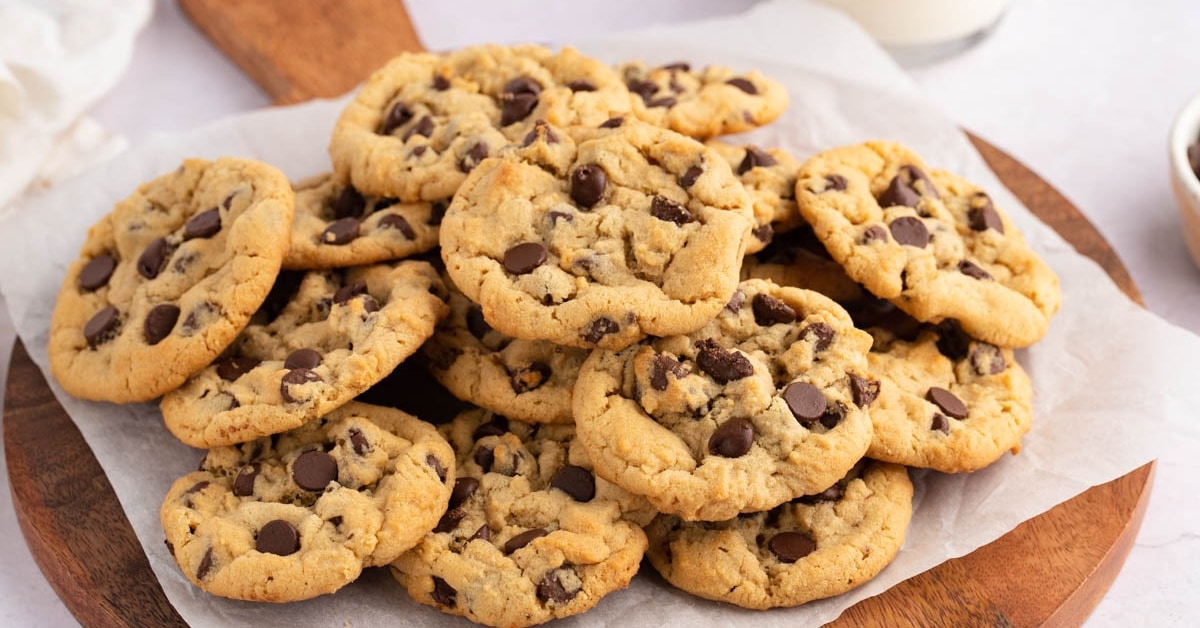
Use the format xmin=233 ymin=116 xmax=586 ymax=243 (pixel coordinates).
xmin=143 ymin=303 xmax=179 ymax=345
xmin=380 ymin=101 xmax=413 ymax=135
xmin=322 ymin=217 xmax=360 ymax=245
xmin=969 ymin=343 xmax=1006 ymax=375
xmin=537 ymin=566 xmax=581 ymax=604
xmin=402 ymin=114 xmax=435 ymax=141
xmin=647 ymin=95 xmax=677 ymax=108
xmin=660 ymin=61 xmax=691 ymax=72
xmin=137 ymin=237 xmax=170 ymax=279
xmin=570 ymin=164 xmax=606 ymax=209
xmin=347 ymin=428 xmax=369 ymax=455
xmin=879 ymin=174 xmax=921 ymax=208
xmin=431 ymin=72 xmax=451 ymax=89
xmin=256 ymin=519 xmax=299 ymax=556
xmin=650 ymin=354 xmax=689 ymax=391
xmin=284 ymin=348 xmax=321 ymax=370
xmin=567 ymin=79 xmax=596 ymax=92
xmin=726 ymin=77 xmax=758 ymax=94
xmin=849 ymin=374 xmax=879 ymax=406
xmin=292 ymin=450 xmax=338 ymax=491
xmin=472 ymin=415 xmax=509 ymax=440
xmin=931 ymin=413 xmax=951 ymax=434
xmin=510 ymin=362 xmax=551 ymax=393
xmin=725 ymin=290 xmax=745 ymax=313
xmin=503 ymin=242 xmax=547 ymax=274
xmin=797 ymin=483 xmax=844 ymax=504
xmin=184 ymin=480 xmax=209 ymax=495
xmin=78 ymin=254 xmax=117 ymax=291
xmin=429 ymin=199 xmax=449 ymax=225
xmin=581 ymin=317 xmax=620 ymax=344
xmin=801 ymin=322 xmax=835 ymax=352
xmin=233 ymin=463 xmax=260 ymax=497
xmin=431 ymin=576 xmax=457 ymax=607
xmin=958 ymin=260 xmax=993 ymax=280
xmin=504 ymin=528 xmax=548 ymax=554
xmin=196 ymin=547 xmax=213 ymax=580
xmin=183 ymin=208 xmax=221 ymax=240
xmin=783 ymin=382 xmax=826 ymax=422
xmin=650 ymin=195 xmax=694 ymax=225
xmin=820 ymin=401 xmax=848 ymax=429
xmin=465 ymin=306 xmax=492 ymax=340
xmin=752 ymin=293 xmax=797 ymax=326
xmin=471 ymin=524 xmax=491 ymax=542
xmin=768 ymin=532 xmax=816 ymax=563
xmin=550 ymin=465 xmax=595 ymax=502
xmin=333 ymin=186 xmax=366 ymax=219
xmin=433 ymin=507 xmax=466 ymax=533
xmin=934 ymin=319 xmax=970 ymax=360
xmin=968 ymin=193 xmax=1004 ymax=233
xmin=737 ymin=146 xmax=776 ymax=175
xmin=280 ymin=368 xmax=321 ymax=403
xmin=824 ymin=174 xmax=848 ymax=192
xmin=83 ymin=306 xmax=120 ymax=347
xmin=426 ymin=453 xmax=447 ymax=482
xmin=862 ymin=225 xmax=889 ymax=243
xmin=888 ymin=216 xmax=929 ymax=248
xmin=708 ymin=417 xmax=754 ymax=458
xmin=627 ymin=79 xmax=658 ymax=102
xmin=449 ymin=477 xmax=479 ymax=509
xmin=410 ymin=145 xmax=428 ymax=158
xmin=505 ymin=76 xmax=543 ymax=97
xmin=179 ymin=302 xmax=213 ymax=336
xmin=927 ymin=387 xmax=968 ymax=419
xmin=216 ymin=355 xmax=260 ymax=381
xmin=752 ymin=223 xmax=774 ymax=243
xmin=500 ymin=92 xmax=539 ymax=126
xmin=599 ymin=116 xmax=624 ymax=129
xmin=376 ymin=213 xmax=415 ymax=239
xmin=460 ymin=141 xmax=490 ymax=172
xmin=695 ymin=338 xmax=753 ymax=383
xmin=680 ymin=164 xmax=703 ymax=188
xmin=333 ymin=281 xmax=368 ymax=305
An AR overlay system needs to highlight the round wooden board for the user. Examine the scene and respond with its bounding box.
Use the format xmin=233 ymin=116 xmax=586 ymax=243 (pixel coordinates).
xmin=3 ymin=136 xmax=1153 ymax=627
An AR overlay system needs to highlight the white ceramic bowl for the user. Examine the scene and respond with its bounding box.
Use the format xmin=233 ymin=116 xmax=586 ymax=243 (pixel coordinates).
xmin=1169 ymin=91 xmax=1200 ymax=267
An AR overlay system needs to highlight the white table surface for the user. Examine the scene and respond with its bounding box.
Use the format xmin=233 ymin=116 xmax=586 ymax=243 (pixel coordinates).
xmin=2 ymin=0 xmax=1198 ymax=625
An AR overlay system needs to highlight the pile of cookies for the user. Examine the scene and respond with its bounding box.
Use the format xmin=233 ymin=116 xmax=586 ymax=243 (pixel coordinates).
xmin=47 ymin=42 xmax=1060 ymax=626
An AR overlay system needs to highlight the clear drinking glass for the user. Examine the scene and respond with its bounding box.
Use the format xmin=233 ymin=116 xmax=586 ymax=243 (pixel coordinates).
xmin=813 ymin=0 xmax=1010 ymax=65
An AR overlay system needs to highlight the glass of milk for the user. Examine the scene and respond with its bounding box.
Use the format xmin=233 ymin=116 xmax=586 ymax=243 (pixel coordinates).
xmin=813 ymin=0 xmax=1010 ymax=65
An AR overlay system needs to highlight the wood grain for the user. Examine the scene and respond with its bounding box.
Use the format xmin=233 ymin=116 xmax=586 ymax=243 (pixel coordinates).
xmin=2 ymin=2 xmax=1154 ymax=626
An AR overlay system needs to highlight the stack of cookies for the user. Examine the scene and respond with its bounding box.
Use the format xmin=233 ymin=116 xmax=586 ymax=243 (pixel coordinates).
xmin=47 ymin=42 xmax=1060 ymax=626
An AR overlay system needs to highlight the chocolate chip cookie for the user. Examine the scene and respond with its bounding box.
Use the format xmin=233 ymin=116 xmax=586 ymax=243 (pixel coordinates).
xmin=160 ymin=260 xmax=447 ymax=448
xmin=329 ymin=44 xmax=633 ymax=202
xmin=794 ymin=141 xmax=1062 ymax=347
xmin=741 ymin=225 xmax=868 ymax=304
xmin=48 ymin=157 xmax=294 ymax=403
xmin=618 ymin=60 xmax=789 ymax=139
xmin=284 ymin=173 xmax=442 ymax=269
xmin=441 ymin=118 xmax=754 ymax=351
xmin=644 ymin=459 xmax=912 ymax=609
xmin=161 ymin=401 xmax=455 ymax=602
xmin=422 ymin=274 xmax=588 ymax=424
xmin=865 ymin=321 xmax=1033 ymax=473
xmin=572 ymin=278 xmax=875 ymax=521
xmin=391 ymin=409 xmax=651 ymax=627
xmin=707 ymin=140 xmax=804 ymax=252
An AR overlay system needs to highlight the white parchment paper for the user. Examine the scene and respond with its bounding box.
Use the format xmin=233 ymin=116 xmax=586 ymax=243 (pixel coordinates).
xmin=2 ymin=1 xmax=1197 ymax=626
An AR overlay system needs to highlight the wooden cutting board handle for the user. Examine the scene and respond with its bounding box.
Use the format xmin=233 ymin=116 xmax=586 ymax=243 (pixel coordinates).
xmin=178 ymin=0 xmax=426 ymax=103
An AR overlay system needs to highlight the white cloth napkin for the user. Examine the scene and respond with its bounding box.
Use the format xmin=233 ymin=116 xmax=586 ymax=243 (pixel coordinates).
xmin=0 ymin=0 xmax=152 ymax=216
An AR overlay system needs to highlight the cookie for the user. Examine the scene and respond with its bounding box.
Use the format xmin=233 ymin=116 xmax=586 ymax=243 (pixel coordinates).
xmin=283 ymin=173 xmax=442 ymax=269
xmin=422 ymin=274 xmax=588 ymax=424
xmin=865 ymin=321 xmax=1033 ymax=473
xmin=160 ymin=260 xmax=448 ymax=448
xmin=741 ymin=225 xmax=868 ymax=304
xmin=572 ymin=278 xmax=875 ymax=521
xmin=329 ymin=44 xmax=633 ymax=202
xmin=794 ymin=141 xmax=1062 ymax=347
xmin=391 ymin=409 xmax=651 ymax=627
xmin=48 ymin=157 xmax=294 ymax=403
xmin=618 ymin=60 xmax=789 ymax=139
xmin=441 ymin=118 xmax=754 ymax=351
xmin=707 ymin=140 xmax=804 ymax=252
xmin=644 ymin=459 xmax=912 ymax=609
xmin=161 ymin=401 xmax=455 ymax=602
